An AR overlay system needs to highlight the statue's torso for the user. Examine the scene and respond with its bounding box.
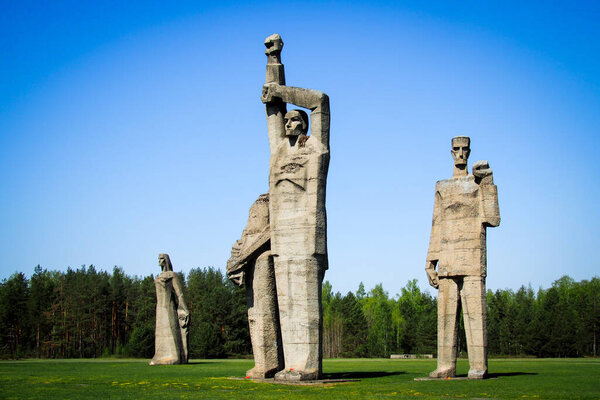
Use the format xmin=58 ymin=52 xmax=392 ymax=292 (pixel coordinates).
xmin=155 ymin=271 xmax=175 ymax=307
xmin=269 ymin=138 xmax=329 ymax=258
xmin=435 ymin=175 xmax=487 ymax=277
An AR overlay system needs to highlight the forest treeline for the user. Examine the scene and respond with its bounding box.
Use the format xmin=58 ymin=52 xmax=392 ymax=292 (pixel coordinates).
xmin=0 ymin=266 xmax=598 ymax=359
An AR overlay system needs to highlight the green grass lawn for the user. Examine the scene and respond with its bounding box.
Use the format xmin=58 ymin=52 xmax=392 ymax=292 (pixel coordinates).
xmin=0 ymin=358 xmax=598 ymax=399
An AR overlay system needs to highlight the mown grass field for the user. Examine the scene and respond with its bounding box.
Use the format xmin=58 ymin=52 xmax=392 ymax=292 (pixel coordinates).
xmin=0 ymin=358 xmax=598 ymax=399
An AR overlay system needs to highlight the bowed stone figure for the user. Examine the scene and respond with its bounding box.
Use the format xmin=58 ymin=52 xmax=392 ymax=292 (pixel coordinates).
xmin=425 ymin=136 xmax=500 ymax=379
xmin=149 ymin=253 xmax=190 ymax=365
xmin=227 ymin=194 xmax=283 ymax=378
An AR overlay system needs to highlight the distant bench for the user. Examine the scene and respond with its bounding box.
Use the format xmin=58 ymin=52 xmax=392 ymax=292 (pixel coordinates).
xmin=390 ymin=354 xmax=433 ymax=359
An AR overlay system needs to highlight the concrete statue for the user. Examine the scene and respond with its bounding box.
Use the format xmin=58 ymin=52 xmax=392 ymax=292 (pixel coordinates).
xmin=227 ymin=193 xmax=283 ymax=378
xmin=262 ymin=33 xmax=330 ymax=382
xmin=149 ymin=253 xmax=190 ymax=365
xmin=425 ymin=136 xmax=500 ymax=379
xmin=227 ymin=34 xmax=330 ymax=381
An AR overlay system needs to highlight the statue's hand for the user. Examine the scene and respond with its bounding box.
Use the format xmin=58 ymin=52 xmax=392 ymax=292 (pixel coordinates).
xmin=261 ymin=83 xmax=281 ymax=103
xmin=426 ymin=264 xmax=439 ymax=289
xmin=178 ymin=311 xmax=190 ymax=328
xmin=229 ymin=270 xmax=245 ymax=287
xmin=264 ymin=33 xmax=283 ymax=56
xmin=473 ymin=160 xmax=492 ymax=178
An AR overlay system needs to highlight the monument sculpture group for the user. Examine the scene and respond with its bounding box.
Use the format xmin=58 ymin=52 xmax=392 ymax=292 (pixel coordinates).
xmin=425 ymin=136 xmax=500 ymax=379
xmin=149 ymin=34 xmax=501 ymax=383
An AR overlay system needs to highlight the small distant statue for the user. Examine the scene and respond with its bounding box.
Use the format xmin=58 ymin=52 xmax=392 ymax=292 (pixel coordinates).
xmin=149 ymin=253 xmax=190 ymax=365
xmin=261 ymin=33 xmax=330 ymax=381
xmin=227 ymin=194 xmax=283 ymax=378
xmin=425 ymin=136 xmax=500 ymax=379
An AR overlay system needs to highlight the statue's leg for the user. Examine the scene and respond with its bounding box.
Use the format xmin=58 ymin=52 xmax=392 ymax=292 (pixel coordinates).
xmin=430 ymin=277 xmax=459 ymax=378
xmin=274 ymin=256 xmax=323 ymax=381
xmin=461 ymin=276 xmax=488 ymax=379
xmin=245 ymin=251 xmax=283 ymax=378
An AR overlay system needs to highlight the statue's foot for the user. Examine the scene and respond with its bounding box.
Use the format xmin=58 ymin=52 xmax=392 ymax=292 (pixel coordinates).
xmin=468 ymin=369 xmax=487 ymax=379
xmin=245 ymin=367 xmax=278 ymax=379
xmin=429 ymin=367 xmax=456 ymax=379
xmin=149 ymin=357 xmax=179 ymax=365
xmin=274 ymin=369 xmax=319 ymax=381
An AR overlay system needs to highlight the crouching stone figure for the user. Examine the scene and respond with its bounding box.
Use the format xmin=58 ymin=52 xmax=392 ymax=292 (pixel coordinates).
xmin=227 ymin=194 xmax=283 ymax=378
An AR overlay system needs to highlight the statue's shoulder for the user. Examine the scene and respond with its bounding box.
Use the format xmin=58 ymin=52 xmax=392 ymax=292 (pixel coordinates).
xmin=436 ymin=175 xmax=478 ymax=197
xmin=306 ymin=135 xmax=328 ymax=151
xmin=435 ymin=178 xmax=451 ymax=190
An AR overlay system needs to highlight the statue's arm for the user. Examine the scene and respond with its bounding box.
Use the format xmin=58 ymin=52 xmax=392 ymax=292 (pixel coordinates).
xmin=172 ymin=274 xmax=190 ymax=328
xmin=473 ymin=160 xmax=500 ymax=227
xmin=425 ymin=187 xmax=441 ymax=289
xmin=262 ymin=84 xmax=330 ymax=148
xmin=264 ymin=34 xmax=287 ymax=155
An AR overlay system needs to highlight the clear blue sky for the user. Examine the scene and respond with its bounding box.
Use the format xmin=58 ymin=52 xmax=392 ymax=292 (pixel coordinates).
xmin=1 ymin=1 xmax=599 ymax=296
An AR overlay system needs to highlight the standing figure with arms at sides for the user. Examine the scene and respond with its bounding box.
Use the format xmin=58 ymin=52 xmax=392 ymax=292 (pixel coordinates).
xmin=425 ymin=136 xmax=500 ymax=379
xmin=261 ymin=33 xmax=330 ymax=381
xmin=150 ymin=253 xmax=190 ymax=365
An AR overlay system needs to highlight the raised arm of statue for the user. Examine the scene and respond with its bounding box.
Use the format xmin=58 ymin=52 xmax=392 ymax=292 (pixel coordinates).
xmin=262 ymin=84 xmax=330 ymax=148
xmin=473 ymin=160 xmax=500 ymax=227
xmin=264 ymin=34 xmax=287 ymax=154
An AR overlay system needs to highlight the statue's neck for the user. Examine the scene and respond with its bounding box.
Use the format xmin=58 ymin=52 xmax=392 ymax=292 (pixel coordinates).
xmin=267 ymin=54 xmax=281 ymax=65
xmin=453 ymin=164 xmax=468 ymax=178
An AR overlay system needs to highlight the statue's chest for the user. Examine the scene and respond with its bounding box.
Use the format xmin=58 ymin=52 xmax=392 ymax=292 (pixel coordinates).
xmin=271 ymin=145 xmax=314 ymax=189
xmin=437 ymin=177 xmax=480 ymax=218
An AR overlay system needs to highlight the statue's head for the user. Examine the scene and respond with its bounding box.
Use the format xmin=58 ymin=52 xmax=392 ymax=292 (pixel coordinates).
xmin=451 ymin=136 xmax=470 ymax=167
xmin=245 ymin=194 xmax=269 ymax=235
xmin=264 ymin=34 xmax=283 ymax=56
xmin=158 ymin=253 xmax=173 ymax=272
xmin=284 ymin=110 xmax=308 ymax=137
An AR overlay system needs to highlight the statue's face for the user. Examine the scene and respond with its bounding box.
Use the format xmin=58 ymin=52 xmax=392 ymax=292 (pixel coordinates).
xmin=451 ymin=141 xmax=470 ymax=167
xmin=284 ymin=110 xmax=307 ymax=137
xmin=246 ymin=201 xmax=269 ymax=233
xmin=158 ymin=255 xmax=167 ymax=270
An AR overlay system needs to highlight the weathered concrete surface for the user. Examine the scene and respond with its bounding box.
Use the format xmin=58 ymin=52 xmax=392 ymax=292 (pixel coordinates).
xmin=227 ymin=194 xmax=283 ymax=378
xmin=149 ymin=254 xmax=189 ymax=365
xmin=425 ymin=136 xmax=500 ymax=379
xmin=261 ymin=33 xmax=330 ymax=382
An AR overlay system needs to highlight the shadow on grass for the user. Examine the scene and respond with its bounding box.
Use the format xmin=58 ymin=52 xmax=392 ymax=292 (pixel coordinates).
xmin=487 ymin=372 xmax=538 ymax=378
xmin=323 ymin=371 xmax=406 ymax=379
xmin=450 ymin=372 xmax=538 ymax=378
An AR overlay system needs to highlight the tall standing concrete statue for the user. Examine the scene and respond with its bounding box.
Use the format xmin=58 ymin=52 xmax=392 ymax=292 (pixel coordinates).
xmin=227 ymin=194 xmax=284 ymax=379
xmin=425 ymin=136 xmax=500 ymax=379
xmin=150 ymin=253 xmax=190 ymax=365
xmin=262 ymin=33 xmax=330 ymax=382
xmin=227 ymin=34 xmax=330 ymax=381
